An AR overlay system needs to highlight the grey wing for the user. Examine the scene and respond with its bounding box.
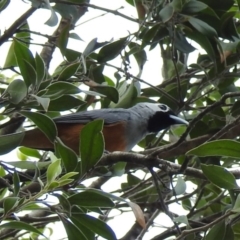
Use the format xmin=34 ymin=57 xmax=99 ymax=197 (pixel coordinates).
xmin=53 ymin=108 xmax=132 ymax=125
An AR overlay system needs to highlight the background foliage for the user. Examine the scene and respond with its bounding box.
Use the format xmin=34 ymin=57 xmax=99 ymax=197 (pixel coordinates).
xmin=1 ymin=0 xmax=240 ymax=239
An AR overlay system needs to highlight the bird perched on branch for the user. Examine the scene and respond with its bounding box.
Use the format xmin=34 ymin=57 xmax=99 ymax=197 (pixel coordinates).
xmin=20 ymin=102 xmax=188 ymax=153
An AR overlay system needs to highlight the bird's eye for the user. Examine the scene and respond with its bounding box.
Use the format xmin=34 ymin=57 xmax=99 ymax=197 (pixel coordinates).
xmin=159 ymin=104 xmax=168 ymax=111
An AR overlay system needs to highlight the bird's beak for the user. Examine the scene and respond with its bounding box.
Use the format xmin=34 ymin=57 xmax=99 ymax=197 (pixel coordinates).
xmin=169 ymin=115 xmax=189 ymax=126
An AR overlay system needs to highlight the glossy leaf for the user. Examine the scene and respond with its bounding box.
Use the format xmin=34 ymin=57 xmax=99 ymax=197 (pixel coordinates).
xmin=35 ymin=53 xmax=46 ymax=87
xmin=44 ymin=4 xmax=58 ymax=26
xmin=97 ymin=37 xmax=127 ymax=63
xmin=201 ymin=164 xmax=237 ymax=189
xmin=188 ymin=17 xmax=217 ymax=37
xmin=57 ymin=62 xmax=80 ymax=81
xmin=80 ymin=119 xmax=104 ymax=175
xmin=31 ymin=95 xmax=50 ymax=112
xmin=185 ymin=29 xmax=216 ymax=62
xmin=68 ymin=191 xmax=114 ymax=207
xmin=70 ymin=216 xmax=94 ymax=239
xmin=13 ymin=39 xmax=36 ymax=87
xmin=6 ymin=79 xmax=27 ymax=104
xmin=2 ymin=160 xmax=49 ymax=170
xmin=93 ymin=85 xmax=119 ymax=103
xmin=41 ymin=82 xmax=81 ymax=99
xmin=182 ymin=1 xmax=208 ymax=13
xmin=48 ymin=95 xmax=84 ymax=111
xmin=13 ymin=171 xmax=20 ymax=196
xmin=71 ymin=214 xmax=116 ymax=240
xmin=3 ymin=197 xmax=19 ymax=214
xmin=110 ymin=81 xmax=138 ymax=108
xmin=56 ymin=21 xmax=70 ymax=55
xmin=55 ymin=137 xmax=78 ymax=172
xmin=174 ymin=176 xmax=186 ymax=195
xmin=18 ymin=147 xmax=41 ymax=158
xmin=128 ymin=42 xmax=147 ymax=76
xmin=0 ymin=221 xmax=44 ymax=237
xmin=0 ymin=132 xmax=24 ymax=155
xmin=61 ymin=217 xmax=88 ymax=240
xmin=47 ymin=159 xmax=62 ymax=186
xmin=187 ymin=140 xmax=240 ymax=159
xmin=159 ymin=4 xmax=174 ymax=22
xmin=20 ymin=111 xmax=57 ymax=142
xmin=4 ymin=23 xmax=30 ymax=68
xmin=0 ymin=0 xmax=10 ymax=11
xmin=206 ymin=220 xmax=226 ymax=240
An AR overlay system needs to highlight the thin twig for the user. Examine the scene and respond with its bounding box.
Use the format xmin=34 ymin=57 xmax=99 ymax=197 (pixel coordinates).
xmin=175 ymin=210 xmax=233 ymax=240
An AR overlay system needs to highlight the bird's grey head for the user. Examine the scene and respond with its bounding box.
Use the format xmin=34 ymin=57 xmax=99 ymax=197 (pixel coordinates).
xmin=132 ymin=102 xmax=188 ymax=133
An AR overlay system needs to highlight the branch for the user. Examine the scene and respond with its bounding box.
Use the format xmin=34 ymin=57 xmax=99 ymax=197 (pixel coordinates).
xmin=51 ymin=1 xmax=139 ymax=23
xmin=100 ymin=151 xmax=240 ymax=180
xmin=175 ymin=211 xmax=233 ymax=240
xmin=0 ymin=7 xmax=37 ymax=46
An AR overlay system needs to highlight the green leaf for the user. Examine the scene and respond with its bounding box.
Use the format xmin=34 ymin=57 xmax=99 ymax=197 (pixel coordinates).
xmin=206 ymin=220 xmax=226 ymax=240
xmin=61 ymin=217 xmax=89 ymax=240
xmin=59 ymin=172 xmax=78 ymax=181
xmin=185 ymin=29 xmax=216 ymax=62
xmin=112 ymin=162 xmax=126 ymax=176
xmin=3 ymin=197 xmax=19 ymax=214
xmin=80 ymin=119 xmax=104 ymax=175
xmin=232 ymin=194 xmax=240 ymax=213
xmin=0 ymin=221 xmax=45 ymax=237
xmin=6 ymin=79 xmax=27 ymax=104
xmin=48 ymin=95 xmax=84 ymax=111
xmin=4 ymin=42 xmax=17 ymax=68
xmin=174 ymin=32 xmax=195 ymax=53
xmin=201 ymin=164 xmax=237 ymax=189
xmin=188 ymin=17 xmax=217 ymax=37
xmin=69 ymin=32 xmax=83 ymax=41
xmin=47 ymin=159 xmax=62 ymax=185
xmin=56 ymin=21 xmax=70 ymax=55
xmin=65 ymin=48 xmax=81 ymax=62
xmin=93 ymin=86 xmax=119 ymax=103
xmin=83 ymin=38 xmax=109 ymax=57
xmin=0 ymin=132 xmax=24 ymax=155
xmin=13 ymin=171 xmax=20 ymax=196
xmin=3 ymin=23 xmax=30 ymax=68
xmin=20 ymin=111 xmax=57 ymax=142
xmin=97 ymin=37 xmax=127 ymax=63
xmin=173 ymin=215 xmax=189 ymax=225
xmin=0 ymin=0 xmax=10 ymax=12
xmin=35 ymin=53 xmax=46 ymax=87
xmin=182 ymin=1 xmax=208 ymax=13
xmin=2 ymin=161 xmax=49 ymax=170
xmin=159 ymin=4 xmax=174 ymax=22
xmin=128 ymin=42 xmax=147 ymax=76
xmin=187 ymin=140 xmax=240 ymax=159
xmin=44 ymin=4 xmax=59 ymax=26
xmin=55 ymin=137 xmax=78 ymax=172
xmin=41 ymin=82 xmax=81 ymax=99
xmin=13 ymin=39 xmax=36 ymax=87
xmin=110 ymin=81 xmax=138 ymax=108
xmin=71 ymin=214 xmax=116 ymax=240
xmin=57 ymin=62 xmax=80 ymax=81
xmin=18 ymin=147 xmax=41 ymax=158
xmin=174 ymin=176 xmax=186 ymax=195
xmin=31 ymin=95 xmax=50 ymax=112
xmin=68 ymin=191 xmax=114 ymax=207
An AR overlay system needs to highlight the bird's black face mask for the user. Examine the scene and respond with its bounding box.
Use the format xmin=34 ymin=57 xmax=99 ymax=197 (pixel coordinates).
xmin=147 ymin=111 xmax=188 ymax=133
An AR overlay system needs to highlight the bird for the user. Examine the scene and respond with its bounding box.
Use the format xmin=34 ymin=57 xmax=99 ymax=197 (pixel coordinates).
xmin=20 ymin=102 xmax=188 ymax=153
